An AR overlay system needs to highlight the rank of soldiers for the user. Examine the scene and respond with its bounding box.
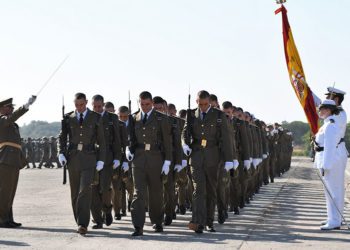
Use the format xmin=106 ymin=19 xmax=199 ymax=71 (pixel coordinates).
xmin=0 ymin=91 xmax=295 ymax=236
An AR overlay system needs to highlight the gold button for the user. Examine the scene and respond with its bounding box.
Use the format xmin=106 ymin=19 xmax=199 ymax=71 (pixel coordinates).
xmin=201 ymin=124 xmax=204 ymax=127
xmin=80 ymin=126 xmax=83 ymax=129
xmin=80 ymin=134 xmax=83 ymax=136
xmin=143 ymin=134 xmax=146 ymax=137
xmin=143 ymin=127 xmax=146 ymax=130
xmin=201 ymin=132 xmax=204 ymax=135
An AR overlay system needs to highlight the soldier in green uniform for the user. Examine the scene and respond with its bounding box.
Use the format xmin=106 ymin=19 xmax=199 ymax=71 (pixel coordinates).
xmin=182 ymin=90 xmax=233 ymax=233
xmin=218 ymin=101 xmax=240 ymax=222
xmin=169 ymin=106 xmax=188 ymax=216
xmin=58 ymin=93 xmax=106 ymax=235
xmin=111 ymin=104 xmax=132 ymax=220
xmin=0 ymin=96 xmax=36 ymax=228
xmin=49 ymin=136 xmax=60 ymax=168
xmin=38 ymin=137 xmax=50 ymax=168
xmin=25 ymin=137 xmax=37 ymax=169
xmin=233 ymin=107 xmax=251 ymax=209
xmin=126 ymin=91 xmax=172 ymax=236
xmin=152 ymin=96 xmax=182 ymax=226
xmin=89 ymin=95 xmax=122 ymax=229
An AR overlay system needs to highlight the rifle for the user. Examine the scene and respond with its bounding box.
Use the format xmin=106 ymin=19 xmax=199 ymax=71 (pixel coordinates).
xmin=185 ymin=87 xmax=192 ymax=146
xmin=62 ymin=96 xmax=67 ymax=185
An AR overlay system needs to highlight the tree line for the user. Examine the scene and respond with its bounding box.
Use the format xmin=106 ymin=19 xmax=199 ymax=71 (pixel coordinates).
xmin=20 ymin=120 xmax=350 ymax=156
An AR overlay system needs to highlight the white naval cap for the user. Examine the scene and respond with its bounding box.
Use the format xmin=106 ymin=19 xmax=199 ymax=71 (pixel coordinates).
xmin=326 ymin=87 xmax=346 ymax=95
xmin=319 ymin=99 xmax=336 ymax=109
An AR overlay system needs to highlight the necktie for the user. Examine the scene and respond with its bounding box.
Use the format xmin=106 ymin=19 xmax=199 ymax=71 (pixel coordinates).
xmin=142 ymin=113 xmax=148 ymax=124
xmin=202 ymin=112 xmax=206 ymax=121
xmin=79 ymin=113 xmax=84 ymax=125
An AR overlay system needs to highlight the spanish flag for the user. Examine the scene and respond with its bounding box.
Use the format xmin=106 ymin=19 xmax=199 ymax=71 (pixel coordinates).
xmin=275 ymin=5 xmax=319 ymax=134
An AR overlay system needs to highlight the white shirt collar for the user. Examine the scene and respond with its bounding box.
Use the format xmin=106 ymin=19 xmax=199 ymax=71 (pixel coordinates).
xmin=141 ymin=108 xmax=153 ymax=119
xmin=200 ymin=105 xmax=211 ymax=114
xmin=76 ymin=108 xmax=88 ymax=119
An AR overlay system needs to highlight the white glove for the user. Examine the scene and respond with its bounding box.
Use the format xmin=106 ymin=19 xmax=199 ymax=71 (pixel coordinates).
xmin=258 ymin=158 xmax=263 ymax=164
xmin=122 ymin=161 xmax=129 ymax=172
xmin=224 ymin=161 xmax=234 ymax=172
xmin=174 ymin=164 xmax=183 ymax=172
xmin=58 ymin=154 xmax=67 ymax=166
xmin=182 ymin=144 xmax=192 ymax=156
xmin=244 ymin=160 xmax=251 ymax=169
xmin=24 ymin=95 xmax=37 ymax=109
xmin=233 ymin=160 xmax=239 ymax=170
xmin=252 ymin=158 xmax=259 ymax=168
xmin=182 ymin=159 xmax=187 ymax=168
xmin=161 ymin=160 xmax=171 ymax=175
xmin=263 ymin=154 xmax=267 ymax=159
xmin=126 ymin=146 xmax=134 ymax=161
xmin=96 ymin=161 xmax=104 ymax=171
xmin=113 ymin=159 xmax=120 ymax=169
xmin=249 ymin=157 xmax=253 ymax=164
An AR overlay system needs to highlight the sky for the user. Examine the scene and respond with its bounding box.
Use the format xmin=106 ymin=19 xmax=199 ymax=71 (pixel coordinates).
xmin=0 ymin=0 xmax=349 ymax=126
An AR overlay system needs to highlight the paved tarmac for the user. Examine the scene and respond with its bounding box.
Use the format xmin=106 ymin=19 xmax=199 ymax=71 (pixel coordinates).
xmin=0 ymin=157 xmax=349 ymax=249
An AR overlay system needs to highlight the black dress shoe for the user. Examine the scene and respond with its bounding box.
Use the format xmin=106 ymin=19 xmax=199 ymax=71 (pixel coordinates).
xmin=0 ymin=222 xmax=16 ymax=228
xmin=114 ymin=214 xmax=121 ymax=220
xmin=131 ymin=227 xmax=143 ymax=236
xmin=9 ymin=221 xmax=22 ymax=227
xmin=218 ymin=212 xmax=225 ymax=224
xmin=121 ymin=210 xmax=127 ymax=217
xmin=179 ymin=205 xmax=186 ymax=215
xmin=206 ymin=225 xmax=216 ymax=232
xmin=234 ymin=207 xmax=240 ymax=215
xmin=172 ymin=212 xmax=176 ymax=220
xmin=92 ymin=223 xmax=103 ymax=229
xmin=78 ymin=225 xmax=87 ymax=235
xmin=195 ymin=224 xmax=204 ymax=234
xmin=105 ymin=212 xmax=113 ymax=226
xmin=152 ymin=224 xmax=163 ymax=232
xmin=164 ymin=215 xmax=172 ymax=226
xmin=270 ymin=179 xmax=274 ymax=183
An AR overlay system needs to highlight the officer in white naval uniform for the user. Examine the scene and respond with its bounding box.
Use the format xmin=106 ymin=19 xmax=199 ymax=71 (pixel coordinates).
xmin=314 ymin=99 xmax=344 ymax=230
xmin=325 ymin=87 xmax=348 ymax=224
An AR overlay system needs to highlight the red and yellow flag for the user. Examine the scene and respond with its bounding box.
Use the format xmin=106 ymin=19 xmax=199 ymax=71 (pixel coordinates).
xmin=275 ymin=5 xmax=319 ymax=134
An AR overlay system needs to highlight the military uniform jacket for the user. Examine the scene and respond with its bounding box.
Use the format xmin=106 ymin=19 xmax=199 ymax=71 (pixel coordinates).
xmin=234 ymin=118 xmax=251 ymax=161
xmin=182 ymin=107 xmax=233 ymax=162
xmin=59 ymin=109 xmax=106 ymax=165
xmin=0 ymin=106 xmax=28 ymax=168
xmin=129 ymin=109 xmax=172 ymax=162
xmin=169 ymin=115 xmax=183 ymax=166
xmin=314 ymin=116 xmax=342 ymax=170
xmin=101 ymin=112 xmax=122 ymax=162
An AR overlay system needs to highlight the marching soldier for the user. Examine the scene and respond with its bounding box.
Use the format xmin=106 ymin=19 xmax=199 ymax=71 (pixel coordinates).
xmin=25 ymin=137 xmax=37 ymax=169
xmin=153 ymin=97 xmax=182 ymax=226
xmin=90 ymin=95 xmax=122 ymax=229
xmin=49 ymin=136 xmax=60 ymax=168
xmin=0 ymin=95 xmax=36 ymax=228
xmin=111 ymin=105 xmax=132 ymax=220
xmin=126 ymin=91 xmax=172 ymax=236
xmin=233 ymin=107 xmax=251 ymax=209
xmin=38 ymin=137 xmax=50 ymax=168
xmin=58 ymin=93 xmax=106 ymax=235
xmin=182 ymin=90 xmax=233 ymax=233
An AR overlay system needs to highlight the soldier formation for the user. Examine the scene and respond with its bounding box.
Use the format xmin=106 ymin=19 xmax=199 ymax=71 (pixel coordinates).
xmin=22 ymin=136 xmax=60 ymax=169
xmin=56 ymin=91 xmax=293 ymax=236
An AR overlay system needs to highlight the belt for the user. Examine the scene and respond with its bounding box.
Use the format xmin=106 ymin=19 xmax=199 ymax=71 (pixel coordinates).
xmin=315 ymin=146 xmax=324 ymax=152
xmin=192 ymin=139 xmax=217 ymax=149
xmin=69 ymin=143 xmax=95 ymax=152
xmin=136 ymin=143 xmax=160 ymax=151
xmin=0 ymin=142 xmax=22 ymax=150
xmin=338 ymin=138 xmax=345 ymax=145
